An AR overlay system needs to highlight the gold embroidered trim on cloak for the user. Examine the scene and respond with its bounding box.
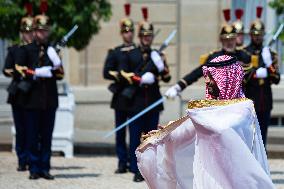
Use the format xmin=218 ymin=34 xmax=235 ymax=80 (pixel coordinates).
xmin=137 ymin=115 xmax=190 ymax=152
xmin=187 ymin=98 xmax=249 ymax=109
xmin=137 ymin=98 xmax=251 ymax=152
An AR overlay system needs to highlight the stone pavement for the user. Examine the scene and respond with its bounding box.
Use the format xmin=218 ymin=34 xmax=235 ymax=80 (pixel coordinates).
xmin=0 ymin=152 xmax=147 ymax=189
xmin=0 ymin=152 xmax=284 ymax=189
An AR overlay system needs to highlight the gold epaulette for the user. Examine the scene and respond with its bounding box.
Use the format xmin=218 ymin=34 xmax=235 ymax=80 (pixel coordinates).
xmin=200 ymin=49 xmax=221 ymax=65
xmin=251 ymin=55 xmax=259 ymax=68
xmin=199 ymin=54 xmax=209 ymax=65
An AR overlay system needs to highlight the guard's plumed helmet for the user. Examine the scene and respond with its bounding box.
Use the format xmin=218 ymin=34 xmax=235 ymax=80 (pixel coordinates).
xmin=20 ymin=2 xmax=33 ymax=32
xmin=232 ymin=9 xmax=244 ymax=34
xmin=138 ymin=7 xmax=154 ymax=37
xmin=120 ymin=3 xmax=134 ymax=33
xmin=220 ymin=9 xmax=237 ymax=39
xmin=250 ymin=6 xmax=265 ymax=35
xmin=33 ymin=0 xmax=50 ymax=30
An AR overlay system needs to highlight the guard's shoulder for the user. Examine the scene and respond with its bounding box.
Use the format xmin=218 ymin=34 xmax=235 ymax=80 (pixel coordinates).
xmin=7 ymin=44 xmax=19 ymax=51
xmin=120 ymin=44 xmax=136 ymax=52
xmin=209 ymin=49 xmax=222 ymax=55
xmin=107 ymin=48 xmax=115 ymax=53
xmin=21 ymin=41 xmax=36 ymax=49
xmin=199 ymin=49 xmax=220 ymax=65
xmin=111 ymin=45 xmax=121 ymax=51
xmin=199 ymin=53 xmax=209 ymax=65
xmin=243 ymin=45 xmax=251 ymax=51
xmin=241 ymin=45 xmax=252 ymax=55
xmin=236 ymin=45 xmax=245 ymax=51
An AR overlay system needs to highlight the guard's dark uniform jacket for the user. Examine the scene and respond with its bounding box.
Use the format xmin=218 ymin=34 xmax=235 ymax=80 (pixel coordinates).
xmin=103 ymin=44 xmax=136 ymax=111
xmin=3 ymin=45 xmax=29 ymax=108
xmin=243 ymin=43 xmax=280 ymax=112
xmin=177 ymin=48 xmax=251 ymax=90
xmin=14 ymin=41 xmax=64 ymax=110
xmin=2 ymin=45 xmax=19 ymax=77
xmin=119 ymin=46 xmax=171 ymax=112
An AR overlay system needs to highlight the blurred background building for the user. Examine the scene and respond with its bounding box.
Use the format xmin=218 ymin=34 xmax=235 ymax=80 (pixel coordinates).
xmin=0 ymin=0 xmax=283 ymax=153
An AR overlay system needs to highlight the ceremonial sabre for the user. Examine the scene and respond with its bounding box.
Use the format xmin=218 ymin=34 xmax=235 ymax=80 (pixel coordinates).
xmin=103 ymin=97 xmax=165 ymax=139
xmin=103 ymin=29 xmax=177 ymax=139
xmin=267 ymin=23 xmax=284 ymax=46
xmin=159 ymin=29 xmax=177 ymax=52
xmin=55 ymin=24 xmax=79 ymax=51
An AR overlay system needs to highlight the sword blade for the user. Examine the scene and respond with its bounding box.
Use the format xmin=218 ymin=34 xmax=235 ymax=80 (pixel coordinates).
xmin=159 ymin=29 xmax=177 ymax=52
xmin=268 ymin=23 xmax=284 ymax=46
xmin=273 ymin=23 xmax=284 ymax=41
xmin=63 ymin=25 xmax=79 ymax=41
xmin=164 ymin=29 xmax=177 ymax=46
xmin=103 ymin=97 xmax=165 ymax=139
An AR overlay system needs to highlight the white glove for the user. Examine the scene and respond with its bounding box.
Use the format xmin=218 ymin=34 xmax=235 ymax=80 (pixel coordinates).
xmin=151 ymin=50 xmax=165 ymax=73
xmin=165 ymin=84 xmax=181 ymax=99
xmin=140 ymin=72 xmax=155 ymax=85
xmin=255 ymin=67 xmax=268 ymax=79
xmin=47 ymin=46 xmax=62 ymax=67
xmin=35 ymin=66 xmax=53 ymax=78
xmin=261 ymin=46 xmax=273 ymax=68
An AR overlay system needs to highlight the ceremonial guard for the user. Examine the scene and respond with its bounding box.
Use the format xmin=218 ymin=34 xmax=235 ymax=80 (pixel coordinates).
xmin=103 ymin=3 xmax=136 ymax=174
xmin=15 ymin=1 xmax=64 ymax=180
xmin=233 ymin=8 xmax=245 ymax=49
xmin=243 ymin=6 xmax=280 ymax=146
xmin=2 ymin=2 xmax=34 ymax=172
xmin=119 ymin=7 xmax=171 ymax=182
xmin=165 ymin=9 xmax=251 ymax=99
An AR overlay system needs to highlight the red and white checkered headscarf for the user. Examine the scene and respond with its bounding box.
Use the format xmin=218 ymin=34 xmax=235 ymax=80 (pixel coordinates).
xmin=202 ymin=55 xmax=245 ymax=100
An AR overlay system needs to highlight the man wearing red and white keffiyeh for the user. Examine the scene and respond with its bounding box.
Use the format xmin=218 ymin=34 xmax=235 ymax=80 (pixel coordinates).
xmin=137 ymin=54 xmax=274 ymax=189
xmin=202 ymin=55 xmax=245 ymax=100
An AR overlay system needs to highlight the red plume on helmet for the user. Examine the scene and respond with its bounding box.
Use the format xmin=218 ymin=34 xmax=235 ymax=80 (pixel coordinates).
xmin=141 ymin=7 xmax=148 ymax=21
xmin=235 ymin=9 xmax=243 ymax=20
xmin=256 ymin=6 xmax=263 ymax=19
xmin=24 ymin=2 xmax=33 ymax=16
xmin=40 ymin=0 xmax=48 ymax=14
xmin=223 ymin=9 xmax=231 ymax=22
xmin=124 ymin=3 xmax=131 ymax=17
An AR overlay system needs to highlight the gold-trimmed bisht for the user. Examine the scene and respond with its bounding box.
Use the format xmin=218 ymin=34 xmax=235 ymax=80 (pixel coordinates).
xmin=137 ymin=98 xmax=251 ymax=152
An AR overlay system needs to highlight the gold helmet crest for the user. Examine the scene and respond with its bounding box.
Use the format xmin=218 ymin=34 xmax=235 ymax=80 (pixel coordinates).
xmin=250 ymin=6 xmax=265 ymax=35
xmin=20 ymin=2 xmax=33 ymax=32
xmin=138 ymin=7 xmax=154 ymax=36
xmin=120 ymin=3 xmax=134 ymax=33
xmin=33 ymin=0 xmax=50 ymax=30
xmin=220 ymin=9 xmax=237 ymax=39
xmin=232 ymin=9 xmax=244 ymax=34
